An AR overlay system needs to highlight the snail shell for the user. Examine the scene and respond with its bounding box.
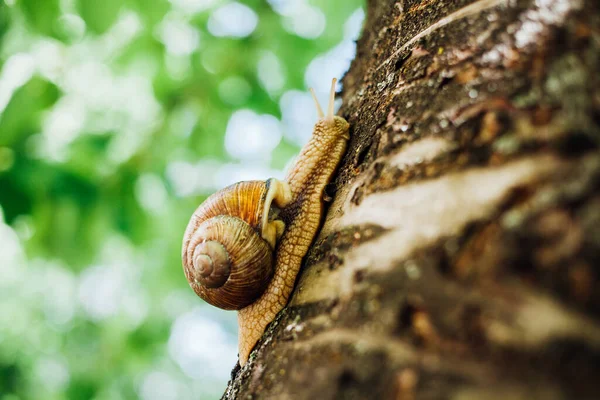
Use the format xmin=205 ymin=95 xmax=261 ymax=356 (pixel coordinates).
xmin=182 ymin=179 xmax=289 ymax=310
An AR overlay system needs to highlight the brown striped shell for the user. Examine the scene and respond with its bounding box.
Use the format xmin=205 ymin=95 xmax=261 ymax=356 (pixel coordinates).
xmin=182 ymin=181 xmax=276 ymax=310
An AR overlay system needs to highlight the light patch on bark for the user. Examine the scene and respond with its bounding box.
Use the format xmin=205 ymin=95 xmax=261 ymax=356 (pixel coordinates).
xmin=288 ymin=329 xmax=498 ymax=383
xmin=292 ymin=329 xmax=416 ymax=361
xmin=293 ymin=154 xmax=564 ymax=305
xmin=451 ymin=385 xmax=563 ymax=400
xmin=389 ymin=137 xmax=455 ymax=168
xmin=513 ymin=0 xmax=580 ymax=49
xmin=487 ymin=284 xmax=600 ymax=349
xmin=321 ymin=137 xmax=455 ymax=232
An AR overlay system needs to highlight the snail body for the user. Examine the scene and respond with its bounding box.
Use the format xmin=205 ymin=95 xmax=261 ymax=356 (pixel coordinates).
xmin=182 ymin=78 xmax=350 ymax=365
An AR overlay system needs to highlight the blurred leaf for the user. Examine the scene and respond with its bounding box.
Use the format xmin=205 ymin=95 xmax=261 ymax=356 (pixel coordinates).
xmin=0 ymin=171 xmax=32 ymax=223
xmin=112 ymin=167 xmax=148 ymax=241
xmin=76 ymin=0 xmax=122 ymax=35
xmin=19 ymin=0 xmax=61 ymax=37
xmin=128 ymin=0 xmax=170 ymax=26
xmin=66 ymin=133 xmax=113 ymax=182
xmin=30 ymin=168 xmax=101 ymax=267
xmin=0 ymin=76 xmax=60 ymax=147
xmin=0 ymin=4 xmax=10 ymax=40
xmin=0 ymin=361 xmax=22 ymax=395
xmin=66 ymin=378 xmax=98 ymax=400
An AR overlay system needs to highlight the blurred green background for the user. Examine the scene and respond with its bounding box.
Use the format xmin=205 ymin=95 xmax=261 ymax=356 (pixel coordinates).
xmin=0 ymin=0 xmax=364 ymax=398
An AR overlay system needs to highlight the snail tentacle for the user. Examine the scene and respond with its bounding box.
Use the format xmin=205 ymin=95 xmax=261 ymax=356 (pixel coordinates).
xmin=261 ymin=178 xmax=292 ymax=249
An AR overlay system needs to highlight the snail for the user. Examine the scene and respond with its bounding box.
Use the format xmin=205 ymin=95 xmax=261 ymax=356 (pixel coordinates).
xmin=182 ymin=78 xmax=350 ymax=366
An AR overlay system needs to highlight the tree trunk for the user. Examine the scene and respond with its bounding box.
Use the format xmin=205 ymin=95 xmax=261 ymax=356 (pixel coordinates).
xmin=223 ymin=0 xmax=600 ymax=398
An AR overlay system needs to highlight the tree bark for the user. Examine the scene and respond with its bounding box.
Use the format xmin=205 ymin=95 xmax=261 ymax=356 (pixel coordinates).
xmin=223 ymin=0 xmax=600 ymax=398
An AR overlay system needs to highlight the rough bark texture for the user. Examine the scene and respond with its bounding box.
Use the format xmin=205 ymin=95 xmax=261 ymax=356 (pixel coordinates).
xmin=223 ymin=0 xmax=600 ymax=398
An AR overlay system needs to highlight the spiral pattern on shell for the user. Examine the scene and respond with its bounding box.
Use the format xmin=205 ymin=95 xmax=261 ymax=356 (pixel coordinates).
xmin=192 ymin=239 xmax=230 ymax=289
xmin=182 ymin=181 xmax=276 ymax=310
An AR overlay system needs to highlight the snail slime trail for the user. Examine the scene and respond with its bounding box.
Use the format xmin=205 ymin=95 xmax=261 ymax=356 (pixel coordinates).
xmin=182 ymin=78 xmax=350 ymax=366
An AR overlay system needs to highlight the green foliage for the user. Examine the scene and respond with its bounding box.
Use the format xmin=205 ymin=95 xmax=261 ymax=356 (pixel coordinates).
xmin=75 ymin=0 xmax=123 ymax=34
xmin=20 ymin=0 xmax=61 ymax=37
xmin=0 ymin=0 xmax=364 ymax=398
xmin=0 ymin=77 xmax=60 ymax=147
